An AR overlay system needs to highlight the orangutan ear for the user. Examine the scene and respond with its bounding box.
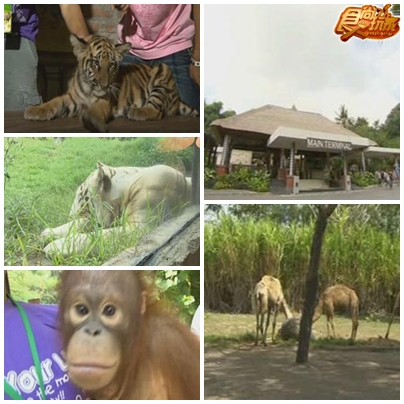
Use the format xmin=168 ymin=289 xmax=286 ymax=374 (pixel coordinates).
xmin=140 ymin=292 xmax=147 ymax=315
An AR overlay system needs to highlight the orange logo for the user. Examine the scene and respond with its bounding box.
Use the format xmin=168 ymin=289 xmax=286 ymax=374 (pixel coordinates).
xmin=335 ymin=4 xmax=400 ymax=41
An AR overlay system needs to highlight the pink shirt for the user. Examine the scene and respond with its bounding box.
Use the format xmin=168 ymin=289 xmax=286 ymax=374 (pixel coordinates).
xmin=117 ymin=4 xmax=195 ymax=60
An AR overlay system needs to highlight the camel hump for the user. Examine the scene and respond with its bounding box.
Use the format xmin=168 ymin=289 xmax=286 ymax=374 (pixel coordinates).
xmin=323 ymin=284 xmax=359 ymax=311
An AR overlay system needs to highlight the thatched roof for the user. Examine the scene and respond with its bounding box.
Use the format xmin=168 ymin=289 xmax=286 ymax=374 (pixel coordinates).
xmin=210 ymin=105 xmax=365 ymax=144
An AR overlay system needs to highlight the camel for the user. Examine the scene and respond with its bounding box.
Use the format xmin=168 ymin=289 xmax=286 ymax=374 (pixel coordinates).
xmin=313 ymin=284 xmax=359 ymax=341
xmin=254 ymin=275 xmax=293 ymax=346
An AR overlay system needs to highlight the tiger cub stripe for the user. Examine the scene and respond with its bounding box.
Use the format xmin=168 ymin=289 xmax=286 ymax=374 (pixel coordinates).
xmin=24 ymin=35 xmax=198 ymax=132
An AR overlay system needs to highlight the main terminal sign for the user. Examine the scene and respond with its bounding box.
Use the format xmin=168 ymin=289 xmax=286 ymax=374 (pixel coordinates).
xmin=307 ymin=138 xmax=353 ymax=151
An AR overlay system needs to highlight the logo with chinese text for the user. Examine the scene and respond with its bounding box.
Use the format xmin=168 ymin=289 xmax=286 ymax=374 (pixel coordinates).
xmin=335 ymin=4 xmax=400 ymax=41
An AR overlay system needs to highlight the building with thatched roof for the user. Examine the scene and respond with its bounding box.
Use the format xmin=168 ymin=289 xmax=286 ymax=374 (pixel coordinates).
xmin=210 ymin=105 xmax=399 ymax=192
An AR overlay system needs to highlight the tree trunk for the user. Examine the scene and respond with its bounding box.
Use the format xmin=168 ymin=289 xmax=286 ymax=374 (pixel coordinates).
xmin=296 ymin=205 xmax=337 ymax=364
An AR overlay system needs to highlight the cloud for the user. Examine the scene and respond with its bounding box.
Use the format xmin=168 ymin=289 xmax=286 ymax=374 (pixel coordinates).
xmin=205 ymin=4 xmax=400 ymax=123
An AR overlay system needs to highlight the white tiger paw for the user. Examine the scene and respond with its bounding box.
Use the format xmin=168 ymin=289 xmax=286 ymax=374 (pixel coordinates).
xmin=44 ymin=234 xmax=91 ymax=258
xmin=24 ymin=105 xmax=56 ymax=121
xmin=40 ymin=227 xmax=68 ymax=243
xmin=40 ymin=228 xmax=55 ymax=239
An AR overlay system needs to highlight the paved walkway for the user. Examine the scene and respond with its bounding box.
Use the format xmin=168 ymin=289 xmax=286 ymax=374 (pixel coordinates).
xmin=205 ymin=345 xmax=400 ymax=400
xmin=205 ymin=185 xmax=400 ymax=201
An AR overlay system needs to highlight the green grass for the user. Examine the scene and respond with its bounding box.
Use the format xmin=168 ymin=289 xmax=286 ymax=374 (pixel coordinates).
xmin=204 ymin=312 xmax=400 ymax=350
xmin=4 ymin=137 xmax=192 ymax=266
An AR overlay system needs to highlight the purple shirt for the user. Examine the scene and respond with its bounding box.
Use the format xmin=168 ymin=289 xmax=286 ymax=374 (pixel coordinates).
xmin=4 ymin=301 xmax=85 ymax=400
xmin=11 ymin=4 xmax=39 ymax=42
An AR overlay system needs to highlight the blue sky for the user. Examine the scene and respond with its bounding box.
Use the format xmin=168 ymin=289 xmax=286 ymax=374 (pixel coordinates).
xmin=205 ymin=4 xmax=400 ymax=124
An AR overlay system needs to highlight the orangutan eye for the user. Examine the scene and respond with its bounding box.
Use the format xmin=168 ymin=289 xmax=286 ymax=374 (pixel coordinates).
xmin=75 ymin=304 xmax=89 ymax=316
xmin=103 ymin=305 xmax=116 ymax=317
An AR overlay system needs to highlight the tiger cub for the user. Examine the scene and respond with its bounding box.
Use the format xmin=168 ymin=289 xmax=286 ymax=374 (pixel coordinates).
xmin=24 ymin=35 xmax=198 ymax=132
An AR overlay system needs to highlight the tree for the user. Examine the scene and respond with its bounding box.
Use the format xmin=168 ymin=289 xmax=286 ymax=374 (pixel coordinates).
xmin=336 ymin=104 xmax=400 ymax=148
xmin=296 ymin=205 xmax=338 ymax=364
xmin=228 ymin=204 xmax=315 ymax=225
xmin=340 ymin=204 xmax=400 ymax=236
xmin=382 ymin=103 xmax=400 ymax=141
xmin=205 ymin=204 xmax=224 ymax=215
xmin=335 ymin=104 xmax=354 ymax=129
xmin=204 ymin=101 xmax=236 ymax=133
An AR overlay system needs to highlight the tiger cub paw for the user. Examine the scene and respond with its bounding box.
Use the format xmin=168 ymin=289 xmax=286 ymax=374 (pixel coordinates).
xmin=24 ymin=105 xmax=56 ymax=121
xmin=81 ymin=110 xmax=108 ymax=133
xmin=127 ymin=106 xmax=162 ymax=121
xmin=179 ymin=102 xmax=199 ymax=118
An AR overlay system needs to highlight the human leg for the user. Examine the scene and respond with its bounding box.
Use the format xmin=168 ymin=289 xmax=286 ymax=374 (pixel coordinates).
xmin=5 ymin=36 xmax=42 ymax=111
xmin=156 ymin=49 xmax=200 ymax=112
xmin=120 ymin=49 xmax=200 ymax=112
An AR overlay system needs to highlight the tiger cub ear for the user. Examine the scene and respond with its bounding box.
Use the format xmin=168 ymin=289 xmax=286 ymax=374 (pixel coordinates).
xmin=70 ymin=34 xmax=89 ymax=58
xmin=115 ymin=42 xmax=132 ymax=61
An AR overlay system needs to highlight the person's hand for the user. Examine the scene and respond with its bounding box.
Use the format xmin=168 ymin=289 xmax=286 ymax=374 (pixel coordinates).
xmin=111 ymin=5 xmax=129 ymax=13
xmin=190 ymin=64 xmax=200 ymax=87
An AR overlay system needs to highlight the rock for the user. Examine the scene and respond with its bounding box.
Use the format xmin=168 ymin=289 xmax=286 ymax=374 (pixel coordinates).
xmin=279 ymin=317 xmax=300 ymax=340
xmin=278 ymin=317 xmax=317 ymax=341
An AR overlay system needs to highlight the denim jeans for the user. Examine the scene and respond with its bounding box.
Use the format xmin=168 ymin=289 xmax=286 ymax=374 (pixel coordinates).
xmin=4 ymin=36 xmax=42 ymax=111
xmin=121 ymin=48 xmax=200 ymax=112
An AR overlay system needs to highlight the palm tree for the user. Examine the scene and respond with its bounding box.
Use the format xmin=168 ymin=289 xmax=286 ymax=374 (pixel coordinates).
xmin=335 ymin=104 xmax=354 ymax=129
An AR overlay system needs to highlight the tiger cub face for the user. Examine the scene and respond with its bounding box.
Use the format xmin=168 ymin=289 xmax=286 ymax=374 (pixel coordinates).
xmin=70 ymin=35 xmax=131 ymax=97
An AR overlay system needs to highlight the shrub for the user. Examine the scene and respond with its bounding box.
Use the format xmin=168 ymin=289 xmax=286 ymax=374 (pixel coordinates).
xmin=212 ymin=166 xmax=270 ymax=192
xmin=352 ymin=171 xmax=379 ymax=187
xmin=213 ymin=177 xmax=233 ymax=190
xmin=204 ymin=166 xmax=217 ymax=188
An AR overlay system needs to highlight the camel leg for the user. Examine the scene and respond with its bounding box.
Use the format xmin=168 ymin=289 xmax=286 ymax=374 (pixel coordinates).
xmin=326 ymin=313 xmax=336 ymax=338
xmin=263 ymin=311 xmax=270 ymax=346
xmin=255 ymin=312 xmax=260 ymax=346
xmin=326 ymin=315 xmax=331 ymax=338
xmin=330 ymin=318 xmax=336 ymax=338
xmin=351 ymin=318 xmax=359 ymax=341
xmin=350 ymin=302 xmax=359 ymax=341
xmin=271 ymin=306 xmax=279 ymax=341
xmin=351 ymin=307 xmax=359 ymax=341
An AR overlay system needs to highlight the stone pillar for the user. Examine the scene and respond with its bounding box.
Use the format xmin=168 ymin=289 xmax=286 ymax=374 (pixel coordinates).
xmin=280 ymin=148 xmax=285 ymax=169
xmin=341 ymin=152 xmax=351 ymax=191
xmin=343 ymin=152 xmax=348 ymax=177
xmin=289 ymin=143 xmax=295 ymax=176
xmin=217 ymin=135 xmax=231 ymax=176
xmin=286 ymin=143 xmax=299 ymax=194
xmin=277 ymin=148 xmax=287 ymax=180
xmin=361 ymin=151 xmax=366 ymax=172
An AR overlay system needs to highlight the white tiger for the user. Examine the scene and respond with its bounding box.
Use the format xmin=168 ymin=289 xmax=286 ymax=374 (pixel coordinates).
xmin=41 ymin=162 xmax=192 ymax=258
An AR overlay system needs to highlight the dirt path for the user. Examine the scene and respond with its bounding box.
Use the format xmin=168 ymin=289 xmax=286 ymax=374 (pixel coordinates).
xmin=205 ymin=345 xmax=400 ymax=400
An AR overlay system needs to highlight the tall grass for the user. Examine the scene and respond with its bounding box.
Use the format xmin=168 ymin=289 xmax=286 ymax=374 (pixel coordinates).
xmin=204 ymin=209 xmax=399 ymax=314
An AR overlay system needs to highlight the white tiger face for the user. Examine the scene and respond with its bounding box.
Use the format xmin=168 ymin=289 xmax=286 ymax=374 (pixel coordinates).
xmin=70 ymin=162 xmax=116 ymax=228
xmin=70 ymin=177 xmax=93 ymax=218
